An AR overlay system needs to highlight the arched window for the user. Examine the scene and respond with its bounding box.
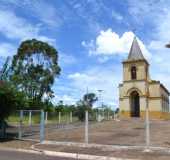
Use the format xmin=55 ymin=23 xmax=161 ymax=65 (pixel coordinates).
xmin=131 ymin=66 xmax=136 ymax=80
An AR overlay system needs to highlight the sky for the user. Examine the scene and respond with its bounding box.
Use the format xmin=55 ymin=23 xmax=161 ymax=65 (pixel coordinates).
xmin=0 ymin=0 xmax=170 ymax=109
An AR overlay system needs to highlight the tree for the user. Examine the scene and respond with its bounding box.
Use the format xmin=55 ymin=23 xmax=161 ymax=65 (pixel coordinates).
xmin=83 ymin=93 xmax=98 ymax=108
xmin=43 ymin=99 xmax=55 ymax=112
xmin=75 ymin=100 xmax=87 ymax=121
xmin=0 ymin=57 xmax=10 ymax=81
xmin=165 ymin=43 xmax=170 ymax=48
xmin=11 ymin=39 xmax=61 ymax=107
xmin=0 ymin=82 xmax=26 ymax=137
xmin=75 ymin=93 xmax=98 ymax=121
xmin=55 ymin=100 xmax=64 ymax=113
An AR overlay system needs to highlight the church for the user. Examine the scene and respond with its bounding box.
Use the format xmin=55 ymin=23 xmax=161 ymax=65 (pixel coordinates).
xmin=119 ymin=37 xmax=170 ymax=119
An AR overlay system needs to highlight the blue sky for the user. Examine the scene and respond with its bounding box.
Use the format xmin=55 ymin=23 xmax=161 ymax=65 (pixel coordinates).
xmin=0 ymin=0 xmax=170 ymax=108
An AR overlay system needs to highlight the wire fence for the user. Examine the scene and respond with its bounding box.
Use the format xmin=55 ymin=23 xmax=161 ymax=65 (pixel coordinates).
xmin=5 ymin=110 xmax=170 ymax=149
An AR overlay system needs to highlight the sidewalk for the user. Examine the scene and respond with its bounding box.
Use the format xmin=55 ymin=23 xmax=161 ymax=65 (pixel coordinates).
xmin=33 ymin=141 xmax=170 ymax=160
xmin=1 ymin=139 xmax=170 ymax=160
xmin=0 ymin=139 xmax=36 ymax=149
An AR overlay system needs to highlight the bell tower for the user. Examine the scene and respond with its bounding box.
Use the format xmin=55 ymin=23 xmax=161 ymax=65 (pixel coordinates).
xmin=122 ymin=37 xmax=149 ymax=82
xmin=119 ymin=37 xmax=149 ymax=118
xmin=119 ymin=37 xmax=170 ymax=119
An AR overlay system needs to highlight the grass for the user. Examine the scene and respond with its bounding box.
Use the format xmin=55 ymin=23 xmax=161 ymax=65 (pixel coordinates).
xmin=7 ymin=112 xmax=79 ymax=125
xmin=7 ymin=114 xmax=41 ymax=125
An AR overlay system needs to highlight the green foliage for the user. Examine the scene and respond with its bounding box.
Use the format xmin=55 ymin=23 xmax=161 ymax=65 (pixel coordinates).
xmin=83 ymin=93 xmax=98 ymax=107
xmin=11 ymin=39 xmax=61 ymax=102
xmin=0 ymin=57 xmax=10 ymax=81
xmin=74 ymin=100 xmax=91 ymax=121
xmin=73 ymin=93 xmax=98 ymax=121
xmin=43 ymin=99 xmax=55 ymax=112
xmin=0 ymin=82 xmax=25 ymax=121
xmin=55 ymin=100 xmax=76 ymax=113
xmin=115 ymin=108 xmax=119 ymax=114
xmin=75 ymin=104 xmax=86 ymax=121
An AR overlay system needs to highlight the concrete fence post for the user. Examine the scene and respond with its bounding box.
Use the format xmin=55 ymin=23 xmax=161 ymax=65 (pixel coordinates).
xmin=45 ymin=112 xmax=48 ymax=124
xmin=59 ymin=112 xmax=61 ymax=124
xmin=145 ymin=102 xmax=150 ymax=151
xmin=40 ymin=110 xmax=45 ymax=143
xmin=70 ymin=112 xmax=73 ymax=123
xmin=113 ymin=111 xmax=115 ymax=120
xmin=18 ymin=110 xmax=23 ymax=139
xmin=107 ymin=111 xmax=110 ymax=120
xmin=29 ymin=110 xmax=32 ymax=126
xmin=96 ymin=111 xmax=98 ymax=121
xmin=85 ymin=110 xmax=89 ymax=144
xmin=103 ymin=110 xmax=105 ymax=120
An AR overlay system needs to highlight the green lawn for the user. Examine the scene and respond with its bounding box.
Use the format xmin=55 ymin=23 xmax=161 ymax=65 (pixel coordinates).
xmin=7 ymin=112 xmax=79 ymax=125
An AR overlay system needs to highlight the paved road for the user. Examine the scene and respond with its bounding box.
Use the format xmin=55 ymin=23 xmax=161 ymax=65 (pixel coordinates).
xmin=0 ymin=149 xmax=78 ymax=160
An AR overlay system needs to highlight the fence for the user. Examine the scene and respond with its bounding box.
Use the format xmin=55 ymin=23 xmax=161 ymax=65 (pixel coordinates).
xmin=6 ymin=110 xmax=41 ymax=141
xmin=5 ymin=109 xmax=170 ymax=149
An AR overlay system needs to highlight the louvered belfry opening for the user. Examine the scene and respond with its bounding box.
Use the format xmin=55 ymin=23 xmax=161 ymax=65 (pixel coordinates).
xmin=131 ymin=66 xmax=137 ymax=80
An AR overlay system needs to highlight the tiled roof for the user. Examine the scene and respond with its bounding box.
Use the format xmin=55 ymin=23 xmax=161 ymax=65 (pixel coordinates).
xmin=127 ymin=37 xmax=145 ymax=60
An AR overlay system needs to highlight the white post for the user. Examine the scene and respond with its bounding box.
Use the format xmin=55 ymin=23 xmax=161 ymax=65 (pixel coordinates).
xmin=70 ymin=112 xmax=73 ymax=123
xmin=113 ymin=111 xmax=115 ymax=120
xmin=18 ymin=110 xmax=23 ymax=139
xmin=29 ymin=110 xmax=32 ymax=126
xmin=45 ymin=112 xmax=48 ymax=124
xmin=96 ymin=111 xmax=98 ymax=121
xmin=107 ymin=110 xmax=110 ymax=120
xmin=40 ymin=110 xmax=45 ymax=143
xmin=85 ymin=110 xmax=89 ymax=144
xmin=145 ymin=80 xmax=150 ymax=151
xmin=103 ymin=109 xmax=105 ymax=120
xmin=146 ymin=104 xmax=150 ymax=150
xmin=59 ymin=112 xmax=61 ymax=124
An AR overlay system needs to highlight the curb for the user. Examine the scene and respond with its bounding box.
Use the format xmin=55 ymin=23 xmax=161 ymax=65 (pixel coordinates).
xmin=31 ymin=143 xmax=138 ymax=160
xmin=0 ymin=146 xmax=137 ymax=160
xmin=42 ymin=140 xmax=170 ymax=153
xmin=43 ymin=150 xmax=137 ymax=160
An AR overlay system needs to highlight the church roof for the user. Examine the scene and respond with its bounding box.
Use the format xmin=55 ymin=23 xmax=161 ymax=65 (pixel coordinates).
xmin=127 ymin=37 xmax=145 ymax=61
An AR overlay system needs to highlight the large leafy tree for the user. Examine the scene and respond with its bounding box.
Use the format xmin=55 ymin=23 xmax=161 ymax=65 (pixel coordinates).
xmin=11 ymin=39 xmax=61 ymax=104
xmin=83 ymin=93 xmax=98 ymax=108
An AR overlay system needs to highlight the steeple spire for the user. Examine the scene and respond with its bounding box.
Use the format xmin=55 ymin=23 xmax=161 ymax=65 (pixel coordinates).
xmin=127 ymin=37 xmax=145 ymax=61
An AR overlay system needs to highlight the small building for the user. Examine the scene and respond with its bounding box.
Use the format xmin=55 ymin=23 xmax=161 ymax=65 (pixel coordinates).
xmin=119 ymin=37 xmax=170 ymax=119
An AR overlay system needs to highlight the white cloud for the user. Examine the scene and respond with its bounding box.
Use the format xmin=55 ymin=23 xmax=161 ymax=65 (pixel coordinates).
xmin=112 ymin=10 xmax=123 ymax=21
xmin=25 ymin=0 xmax=62 ymax=27
xmin=0 ymin=9 xmax=56 ymax=45
xmin=0 ymin=10 xmax=39 ymax=40
xmin=0 ymin=9 xmax=57 ymax=58
xmin=1 ymin=0 xmax=61 ymax=27
xmin=59 ymin=53 xmax=77 ymax=67
xmin=68 ymin=65 xmax=121 ymax=108
xmin=97 ymin=56 xmax=110 ymax=63
xmin=82 ymin=29 xmax=151 ymax=59
xmin=0 ymin=43 xmax=16 ymax=57
xmin=127 ymin=1 xmax=170 ymax=93
xmin=52 ymin=94 xmax=77 ymax=105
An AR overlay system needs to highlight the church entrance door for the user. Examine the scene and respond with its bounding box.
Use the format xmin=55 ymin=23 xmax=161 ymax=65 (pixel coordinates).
xmin=130 ymin=91 xmax=140 ymax=117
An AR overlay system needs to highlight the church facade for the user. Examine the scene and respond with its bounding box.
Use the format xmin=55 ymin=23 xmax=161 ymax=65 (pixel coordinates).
xmin=119 ymin=37 xmax=170 ymax=119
